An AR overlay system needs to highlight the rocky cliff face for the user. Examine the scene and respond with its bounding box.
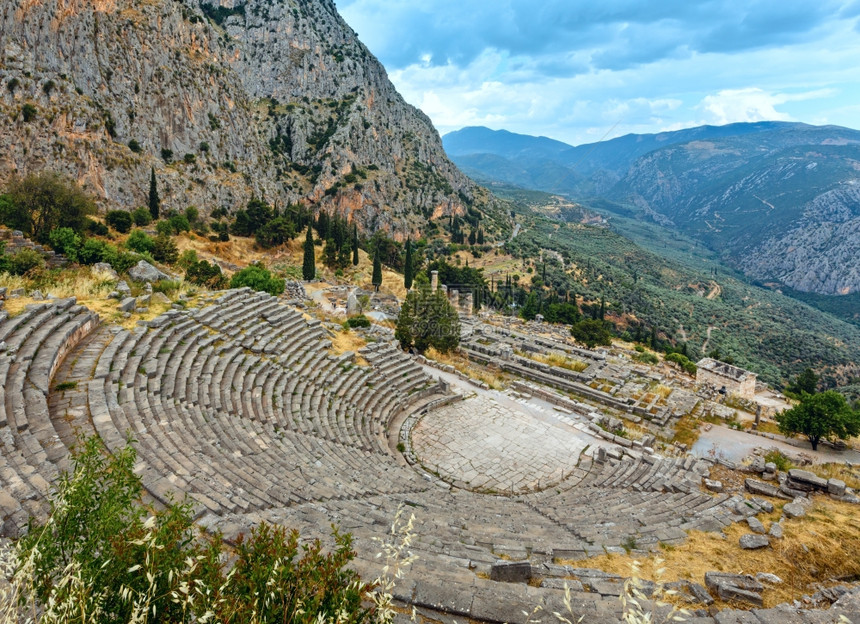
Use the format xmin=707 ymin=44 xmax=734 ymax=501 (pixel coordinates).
xmin=0 ymin=0 xmax=500 ymax=238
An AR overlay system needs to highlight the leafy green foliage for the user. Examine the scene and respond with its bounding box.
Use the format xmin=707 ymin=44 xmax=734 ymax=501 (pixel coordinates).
xmin=786 ymin=368 xmax=819 ymax=397
xmin=231 ymin=264 xmax=285 ymax=296
xmin=0 ymin=172 xmax=96 ymax=243
xmin=105 ymin=210 xmax=133 ymax=233
xmin=7 ymin=248 xmax=46 ymax=275
xmin=570 ymin=319 xmax=612 ymax=349
xmin=256 ymin=216 xmax=296 ymax=248
xmin=665 ymin=352 xmax=697 ymax=375
xmin=186 ymin=259 xmax=227 ymax=289
xmin=132 ymin=206 xmax=153 ymax=227
xmin=764 ymin=449 xmax=792 ymax=472
xmin=10 ymin=436 xmax=373 ymax=623
xmin=776 ymin=390 xmax=860 ymax=451
xmin=396 ymin=286 xmax=460 ymax=353
xmin=48 ymin=227 xmax=82 ymax=261
xmin=345 ymin=314 xmax=371 ymax=328
xmin=152 ymin=234 xmax=178 ymax=265
xmin=126 ymin=229 xmax=155 ymax=254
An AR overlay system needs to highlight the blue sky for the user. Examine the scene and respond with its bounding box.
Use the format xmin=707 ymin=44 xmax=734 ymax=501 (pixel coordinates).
xmin=338 ymin=0 xmax=860 ymax=145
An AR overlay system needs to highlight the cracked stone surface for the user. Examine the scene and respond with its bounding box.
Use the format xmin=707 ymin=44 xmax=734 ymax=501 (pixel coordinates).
xmin=411 ymin=394 xmax=590 ymax=494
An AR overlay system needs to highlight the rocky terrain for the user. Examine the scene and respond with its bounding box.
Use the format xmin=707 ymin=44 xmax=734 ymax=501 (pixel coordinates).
xmin=0 ymin=0 xmax=504 ymax=238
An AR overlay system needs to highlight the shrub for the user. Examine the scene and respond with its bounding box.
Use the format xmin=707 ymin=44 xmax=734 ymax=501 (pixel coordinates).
xmin=186 ymin=259 xmax=227 ymax=289
xmin=230 ymin=264 xmax=284 ymax=296
xmin=346 ymin=314 xmax=371 ymax=328
xmin=77 ymin=238 xmax=109 ymax=264
xmin=131 ymin=206 xmax=152 ymax=226
xmin=177 ymin=249 xmax=198 ymax=270
xmin=168 ymin=214 xmax=190 ymax=234
xmin=160 ymin=148 xmax=173 ymax=162
xmin=183 ymin=153 xmax=196 ymax=164
xmin=155 ymin=219 xmax=173 ymax=236
xmin=152 ymin=233 xmax=179 ymax=264
xmin=764 ymin=449 xmax=792 ymax=472
xmin=21 ymin=102 xmax=37 ymax=122
xmin=105 ymin=209 xmax=133 ymax=233
xmin=8 ymin=248 xmax=45 ymax=275
xmin=48 ymin=226 xmax=82 ymax=261
xmin=127 ymin=138 xmax=142 ymax=153
xmin=126 ymin=229 xmax=155 ymax=254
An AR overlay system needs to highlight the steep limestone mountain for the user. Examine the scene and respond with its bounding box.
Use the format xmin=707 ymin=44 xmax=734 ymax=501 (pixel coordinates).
xmin=0 ymin=0 xmax=503 ymax=238
xmin=443 ymin=123 xmax=860 ymax=294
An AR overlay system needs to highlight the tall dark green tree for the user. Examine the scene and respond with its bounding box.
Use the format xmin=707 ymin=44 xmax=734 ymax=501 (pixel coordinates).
xmin=404 ymin=238 xmax=414 ymax=290
xmin=599 ymin=294 xmax=606 ymax=321
xmin=787 ymin=368 xmax=819 ymax=397
xmin=302 ymin=224 xmax=315 ymax=281
xmin=148 ymin=167 xmax=160 ymax=220
xmin=371 ymin=248 xmax=382 ymax=292
xmin=351 ymin=224 xmax=359 ymax=266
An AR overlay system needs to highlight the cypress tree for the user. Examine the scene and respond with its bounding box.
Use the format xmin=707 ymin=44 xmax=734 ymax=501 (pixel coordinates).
xmin=148 ymin=168 xmax=160 ymax=220
xmin=599 ymin=294 xmax=605 ymax=320
xmin=404 ymin=238 xmax=414 ymax=290
xmin=351 ymin=223 xmax=359 ymax=266
xmin=302 ymin=224 xmax=315 ymax=281
xmin=371 ymin=247 xmax=382 ymax=292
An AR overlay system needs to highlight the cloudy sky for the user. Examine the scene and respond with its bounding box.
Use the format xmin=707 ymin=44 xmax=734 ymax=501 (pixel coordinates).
xmin=338 ymin=0 xmax=860 ymax=145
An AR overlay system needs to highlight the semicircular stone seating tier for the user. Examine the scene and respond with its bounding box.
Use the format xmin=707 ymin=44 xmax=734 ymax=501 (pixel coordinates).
xmin=1 ymin=288 xmax=755 ymax=622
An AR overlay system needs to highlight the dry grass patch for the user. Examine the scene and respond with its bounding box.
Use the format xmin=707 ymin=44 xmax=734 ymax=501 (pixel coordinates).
xmin=330 ymin=329 xmax=368 ymax=358
xmin=425 ymin=347 xmax=508 ymax=390
xmin=810 ymin=463 xmax=860 ymax=490
xmin=563 ymin=497 xmax=860 ymax=609
xmin=671 ymin=411 xmax=702 ymax=447
xmin=533 ymin=352 xmax=589 ymax=372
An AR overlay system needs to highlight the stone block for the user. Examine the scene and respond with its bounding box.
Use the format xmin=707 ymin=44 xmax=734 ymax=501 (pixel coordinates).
xmin=744 ymin=478 xmax=789 ymax=499
xmin=539 ymin=578 xmax=584 ymax=591
xmin=746 ymin=517 xmax=766 ymax=534
xmin=768 ymin=522 xmax=784 ymax=539
xmin=755 ymin=572 xmax=783 ymax=585
xmin=787 ymin=469 xmax=828 ymax=491
xmin=489 ymin=560 xmax=532 ymax=583
xmin=705 ymin=479 xmax=723 ymax=493
xmin=827 ymin=478 xmax=846 ymax=496
xmin=739 ymin=534 xmax=769 ymax=549
xmin=704 ymin=572 xmax=763 ymax=594
xmin=119 ymin=297 xmax=137 ymax=312
xmin=782 ymin=502 xmax=806 ymax=519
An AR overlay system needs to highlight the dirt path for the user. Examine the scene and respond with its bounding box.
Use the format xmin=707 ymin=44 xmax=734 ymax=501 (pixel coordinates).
xmin=692 ymin=423 xmax=860 ymax=465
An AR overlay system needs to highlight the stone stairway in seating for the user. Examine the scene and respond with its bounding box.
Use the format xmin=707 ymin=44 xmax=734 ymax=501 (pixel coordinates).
xmin=0 ymin=288 xmax=756 ymax=622
xmin=73 ymin=288 xmax=445 ymax=520
xmin=0 ymin=298 xmax=99 ymax=535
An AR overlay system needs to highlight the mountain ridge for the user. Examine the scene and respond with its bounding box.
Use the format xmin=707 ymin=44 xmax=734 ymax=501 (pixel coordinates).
xmin=443 ymin=122 xmax=860 ymax=295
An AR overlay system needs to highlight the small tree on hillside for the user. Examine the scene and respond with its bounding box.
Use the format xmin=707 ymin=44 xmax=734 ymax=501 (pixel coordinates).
xmin=148 ymin=167 xmax=160 ymax=220
xmin=371 ymin=248 xmax=382 ymax=292
xmin=786 ymin=368 xmax=819 ymax=397
xmin=302 ymin=224 xmax=315 ymax=281
xmin=1 ymin=171 xmax=96 ymax=242
xmin=777 ymin=390 xmax=860 ymax=451
xmin=404 ymin=238 xmax=414 ymax=290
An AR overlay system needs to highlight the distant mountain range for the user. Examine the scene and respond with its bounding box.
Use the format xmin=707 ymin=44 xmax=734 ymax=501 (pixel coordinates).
xmin=443 ymin=123 xmax=860 ymax=295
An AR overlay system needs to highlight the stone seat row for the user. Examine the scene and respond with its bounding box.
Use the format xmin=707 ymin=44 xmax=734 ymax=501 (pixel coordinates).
xmin=0 ymin=299 xmax=99 ymax=536
xmin=85 ymin=292 xmax=442 ymax=518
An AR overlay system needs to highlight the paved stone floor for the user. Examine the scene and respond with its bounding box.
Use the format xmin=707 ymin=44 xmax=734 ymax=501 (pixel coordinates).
xmin=411 ymin=393 xmax=591 ymax=494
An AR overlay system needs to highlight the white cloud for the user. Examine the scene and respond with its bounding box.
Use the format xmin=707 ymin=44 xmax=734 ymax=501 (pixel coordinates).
xmin=698 ymin=88 xmax=793 ymax=125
